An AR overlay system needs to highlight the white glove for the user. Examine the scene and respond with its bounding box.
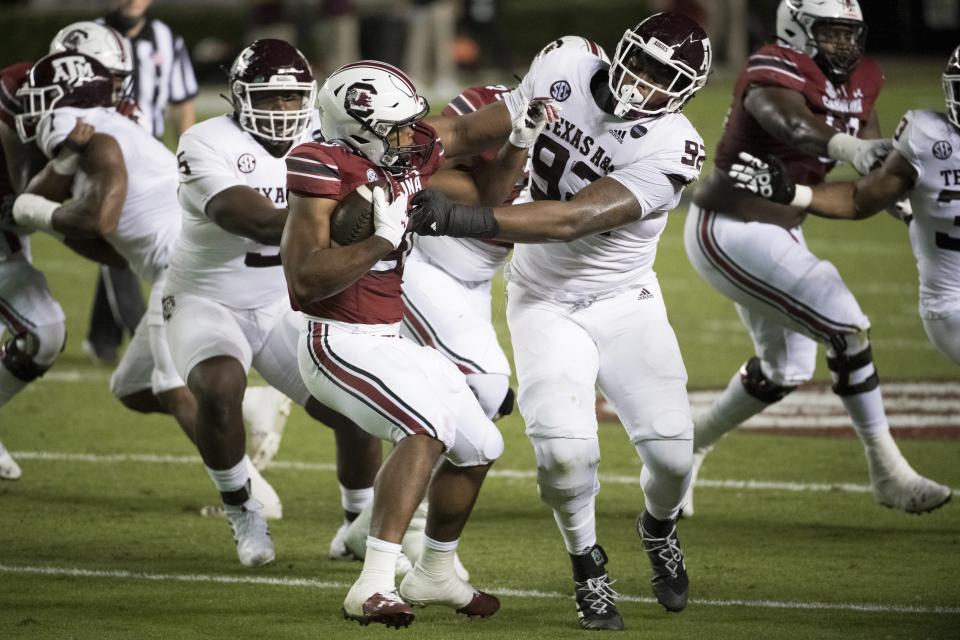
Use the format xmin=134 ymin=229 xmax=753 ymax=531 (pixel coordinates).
xmin=372 ymin=187 xmax=409 ymax=250
xmin=12 ymin=193 xmax=59 ymax=233
xmin=509 ymin=93 xmax=561 ymax=149
xmin=827 ymin=133 xmax=893 ymax=175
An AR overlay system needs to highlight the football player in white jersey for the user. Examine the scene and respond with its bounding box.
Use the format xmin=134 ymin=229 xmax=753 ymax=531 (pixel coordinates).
xmin=411 ymin=12 xmax=711 ymax=629
xmin=164 ymin=40 xmax=381 ymax=568
xmin=728 ymin=44 xmax=960 ymax=367
xmin=0 ymin=22 xmax=134 ymax=480
xmin=7 ymin=51 xmax=287 ymax=535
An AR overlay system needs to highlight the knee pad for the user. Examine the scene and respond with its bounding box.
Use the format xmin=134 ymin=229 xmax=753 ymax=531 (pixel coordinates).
xmin=465 ymin=373 xmax=511 ymax=420
xmin=519 ymin=377 xmax=598 ymax=439
xmin=635 ymin=438 xmax=693 ymax=484
xmin=739 ymin=356 xmax=798 ymax=403
xmin=530 ymin=436 xmax=600 ymax=514
xmin=826 ymin=332 xmax=879 ymax=397
xmin=1 ymin=323 xmax=65 ymax=382
xmin=446 ymin=420 xmax=504 ymax=467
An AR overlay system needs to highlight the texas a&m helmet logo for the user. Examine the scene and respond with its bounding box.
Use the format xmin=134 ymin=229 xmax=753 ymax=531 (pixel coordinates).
xmin=344 ymin=82 xmax=376 ymax=118
xmin=51 ymin=55 xmax=98 ymax=87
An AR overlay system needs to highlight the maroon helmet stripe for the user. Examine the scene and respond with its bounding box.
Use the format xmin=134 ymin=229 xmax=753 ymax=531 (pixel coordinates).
xmin=0 ymin=297 xmax=33 ymax=333
xmin=337 ymin=60 xmax=416 ymax=94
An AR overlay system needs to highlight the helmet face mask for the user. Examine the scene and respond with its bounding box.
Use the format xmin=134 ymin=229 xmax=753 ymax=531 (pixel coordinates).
xmin=229 ymin=39 xmax=317 ymax=144
xmin=777 ymin=0 xmax=866 ymax=84
xmin=15 ymin=52 xmax=114 ymax=143
xmin=944 ymin=45 xmax=960 ymax=129
xmin=318 ymin=60 xmax=433 ymax=170
xmin=608 ymin=12 xmax=711 ymax=118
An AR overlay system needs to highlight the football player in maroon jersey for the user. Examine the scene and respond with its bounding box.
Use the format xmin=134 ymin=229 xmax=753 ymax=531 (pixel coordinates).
xmin=682 ymin=0 xmax=951 ymax=516
xmin=281 ymin=60 xmax=555 ymax=628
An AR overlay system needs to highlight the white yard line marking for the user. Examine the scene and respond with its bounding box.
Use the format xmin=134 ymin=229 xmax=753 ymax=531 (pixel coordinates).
xmin=12 ymin=450 xmax=960 ymax=495
xmin=1 ymin=564 xmax=956 ymax=616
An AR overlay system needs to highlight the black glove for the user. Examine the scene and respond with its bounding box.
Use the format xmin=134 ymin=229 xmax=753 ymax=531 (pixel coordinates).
xmin=409 ymin=189 xmax=499 ymax=239
xmin=728 ymin=152 xmax=796 ymax=205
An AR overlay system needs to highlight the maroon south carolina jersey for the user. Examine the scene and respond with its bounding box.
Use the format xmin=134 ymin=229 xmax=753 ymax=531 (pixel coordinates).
xmin=286 ymin=136 xmax=444 ymax=325
xmin=714 ymin=43 xmax=884 ymax=185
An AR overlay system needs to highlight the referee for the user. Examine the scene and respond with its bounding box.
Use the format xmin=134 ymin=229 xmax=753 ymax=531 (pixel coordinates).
xmin=83 ymin=0 xmax=199 ymax=365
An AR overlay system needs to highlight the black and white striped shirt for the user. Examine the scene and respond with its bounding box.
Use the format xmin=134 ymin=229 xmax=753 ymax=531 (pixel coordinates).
xmin=99 ymin=17 xmax=198 ymax=139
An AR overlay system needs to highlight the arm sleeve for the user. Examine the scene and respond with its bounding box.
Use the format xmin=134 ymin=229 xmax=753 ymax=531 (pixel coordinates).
xmin=286 ymin=144 xmax=345 ymax=199
xmin=176 ymin=131 xmax=243 ymax=215
xmin=168 ymin=35 xmax=199 ymax=104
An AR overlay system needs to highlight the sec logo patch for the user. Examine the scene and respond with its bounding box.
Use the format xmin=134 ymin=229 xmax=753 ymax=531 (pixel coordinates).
xmin=237 ymin=153 xmax=256 ymax=173
xmin=932 ymin=140 xmax=953 ymax=160
xmin=550 ymin=80 xmax=572 ymax=102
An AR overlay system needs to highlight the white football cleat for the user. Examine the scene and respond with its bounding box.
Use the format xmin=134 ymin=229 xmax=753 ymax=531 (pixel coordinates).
xmin=342 ymin=586 xmax=414 ymax=628
xmin=329 ymin=521 xmax=356 ymax=561
xmin=242 ymin=386 xmax=291 ymax=471
xmin=399 ymin=563 xmax=500 ymax=618
xmin=246 ymin=457 xmax=283 ymax=519
xmin=679 ymin=447 xmax=709 ymax=519
xmin=864 ymin=433 xmax=952 ymax=514
xmin=225 ymin=500 xmax=275 ymax=567
xmin=0 ymin=442 xmax=22 ymax=481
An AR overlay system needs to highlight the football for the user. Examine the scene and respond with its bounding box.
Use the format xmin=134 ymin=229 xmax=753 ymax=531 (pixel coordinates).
xmin=329 ymin=179 xmax=391 ymax=246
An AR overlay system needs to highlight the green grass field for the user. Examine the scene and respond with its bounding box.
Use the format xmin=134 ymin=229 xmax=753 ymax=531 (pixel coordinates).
xmin=1 ymin=58 xmax=959 ymax=638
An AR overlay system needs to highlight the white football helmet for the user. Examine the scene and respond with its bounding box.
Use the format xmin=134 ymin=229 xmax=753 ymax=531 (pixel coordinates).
xmin=944 ymin=45 xmax=960 ymax=129
xmin=317 ymin=60 xmax=432 ymax=168
xmin=776 ymin=0 xmax=866 ymax=82
xmin=536 ymin=35 xmax=610 ymax=64
xmin=49 ymin=21 xmax=133 ymax=78
xmin=608 ymin=12 xmax=711 ymax=118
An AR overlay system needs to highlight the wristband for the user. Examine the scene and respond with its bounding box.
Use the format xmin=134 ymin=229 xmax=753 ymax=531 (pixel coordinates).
xmin=12 ymin=193 xmax=59 ymax=233
xmin=826 ymin=133 xmax=861 ymax=164
xmin=789 ymin=184 xmax=813 ymax=209
xmin=449 ymin=205 xmax=500 ymax=238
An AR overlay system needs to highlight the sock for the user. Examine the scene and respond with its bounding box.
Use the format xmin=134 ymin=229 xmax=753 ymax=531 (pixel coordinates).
xmin=206 ymin=457 xmax=250 ymax=506
xmin=695 ymin=372 xmax=769 ymax=451
xmin=840 ymin=388 xmax=889 ymax=440
xmin=416 ymin=536 xmax=459 ymax=577
xmin=552 ymin=502 xmax=597 ymax=555
xmin=340 ymin=485 xmax=374 ymax=521
xmin=360 ymin=537 xmax=402 ymax=590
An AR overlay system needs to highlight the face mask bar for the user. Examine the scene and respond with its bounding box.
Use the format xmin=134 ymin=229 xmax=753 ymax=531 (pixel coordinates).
xmin=805 ymin=17 xmax=866 ymax=80
xmin=944 ymin=73 xmax=960 ymax=129
xmin=610 ymin=31 xmax=698 ymax=117
xmin=235 ymin=80 xmax=317 ymax=143
xmin=348 ymin=96 xmax=431 ymax=167
xmin=14 ymin=84 xmax=63 ymax=142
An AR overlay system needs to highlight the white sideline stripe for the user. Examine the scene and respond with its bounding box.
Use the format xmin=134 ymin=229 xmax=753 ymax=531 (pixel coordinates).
xmin=1 ymin=564 xmax=956 ymax=616
xmin=12 ymin=450 xmax=960 ymax=496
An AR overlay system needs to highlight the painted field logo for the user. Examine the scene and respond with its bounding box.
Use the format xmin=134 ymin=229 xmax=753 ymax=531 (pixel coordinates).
xmin=550 ymin=80 xmax=572 ymax=102
xmin=932 ymin=140 xmax=953 ymax=160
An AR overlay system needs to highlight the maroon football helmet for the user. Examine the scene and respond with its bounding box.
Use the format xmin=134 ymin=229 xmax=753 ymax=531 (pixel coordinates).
xmin=608 ymin=12 xmax=712 ymax=117
xmin=15 ymin=51 xmax=114 ymax=142
xmin=229 ymin=39 xmax=317 ymax=143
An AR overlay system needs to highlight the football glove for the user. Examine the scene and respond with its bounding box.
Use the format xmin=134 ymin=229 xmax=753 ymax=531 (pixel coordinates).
xmin=827 ymin=133 xmax=893 ymax=175
xmin=410 ymin=190 xmax=499 ymax=239
xmin=371 ymin=187 xmax=409 ymax=250
xmin=509 ymin=92 xmax=561 ymax=149
xmin=728 ymin=152 xmax=797 ymax=204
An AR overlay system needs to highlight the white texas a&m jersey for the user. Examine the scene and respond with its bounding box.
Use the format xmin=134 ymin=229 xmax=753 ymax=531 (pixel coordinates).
xmin=165 ymin=113 xmax=319 ymax=308
xmin=36 ymin=106 xmax=180 ymax=282
xmin=502 ymin=42 xmax=704 ymax=299
xmin=892 ymin=109 xmax=960 ymax=315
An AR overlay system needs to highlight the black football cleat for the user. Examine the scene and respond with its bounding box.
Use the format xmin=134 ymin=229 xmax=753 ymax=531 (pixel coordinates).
xmin=637 ymin=512 xmax=688 ymax=613
xmin=570 ymin=545 xmax=625 ymax=631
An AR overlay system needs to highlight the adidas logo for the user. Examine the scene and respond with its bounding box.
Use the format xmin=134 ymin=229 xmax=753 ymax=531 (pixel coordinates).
xmin=609 ymin=129 xmax=626 ymax=144
xmin=637 ymin=288 xmax=654 ymax=300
